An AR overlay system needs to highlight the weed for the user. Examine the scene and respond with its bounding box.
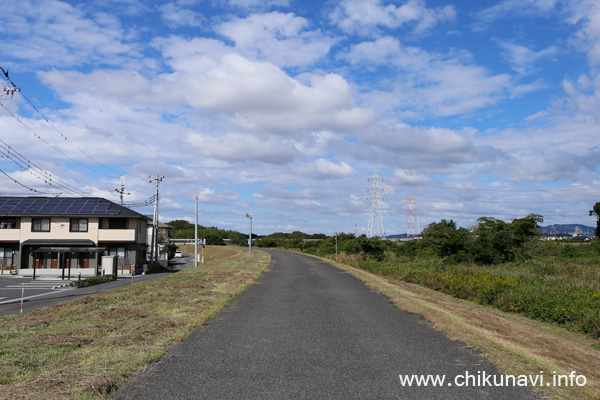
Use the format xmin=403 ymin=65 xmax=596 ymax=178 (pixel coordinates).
xmin=0 ymin=246 xmax=270 ymax=400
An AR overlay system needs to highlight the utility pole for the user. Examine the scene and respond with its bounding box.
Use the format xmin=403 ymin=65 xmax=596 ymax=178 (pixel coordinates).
xmin=151 ymin=174 xmax=164 ymax=264
xmin=195 ymin=196 xmax=198 ymax=267
xmin=114 ymin=179 xmax=130 ymax=206
xmin=0 ymin=67 xmax=20 ymax=99
xmin=335 ymin=232 xmax=338 ymax=262
xmin=246 ymin=213 xmax=252 ymax=254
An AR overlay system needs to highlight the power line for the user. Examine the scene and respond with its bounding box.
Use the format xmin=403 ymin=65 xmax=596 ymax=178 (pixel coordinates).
xmin=0 ymin=139 xmax=87 ymax=196
xmin=0 ymin=66 xmax=127 ymax=179
xmin=0 ymin=101 xmax=122 ymax=180
xmin=0 ymin=167 xmax=56 ymax=195
xmin=123 ymin=194 xmax=156 ymax=208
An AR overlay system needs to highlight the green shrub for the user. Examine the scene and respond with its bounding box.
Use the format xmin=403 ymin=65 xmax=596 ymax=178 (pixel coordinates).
xmin=71 ymin=274 xmax=116 ymax=288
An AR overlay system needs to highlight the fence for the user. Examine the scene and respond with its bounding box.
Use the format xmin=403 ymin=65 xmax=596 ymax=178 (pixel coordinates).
xmin=0 ymin=265 xmax=17 ymax=275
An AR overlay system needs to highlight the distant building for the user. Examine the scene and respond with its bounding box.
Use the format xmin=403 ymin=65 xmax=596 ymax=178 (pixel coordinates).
xmin=146 ymin=222 xmax=172 ymax=246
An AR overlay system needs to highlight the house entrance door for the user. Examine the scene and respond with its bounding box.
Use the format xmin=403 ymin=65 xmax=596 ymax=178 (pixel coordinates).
xmin=33 ymin=254 xmax=42 ymax=269
xmin=50 ymin=253 xmax=58 ymax=268
xmin=78 ymin=253 xmax=89 ymax=268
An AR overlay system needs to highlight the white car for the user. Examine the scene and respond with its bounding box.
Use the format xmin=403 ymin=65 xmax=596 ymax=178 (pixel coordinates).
xmin=174 ymin=250 xmax=183 ymax=258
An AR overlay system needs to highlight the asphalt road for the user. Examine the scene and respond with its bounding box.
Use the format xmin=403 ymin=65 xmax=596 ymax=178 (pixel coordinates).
xmin=0 ymin=255 xmax=193 ymax=316
xmin=113 ymin=250 xmax=540 ymax=400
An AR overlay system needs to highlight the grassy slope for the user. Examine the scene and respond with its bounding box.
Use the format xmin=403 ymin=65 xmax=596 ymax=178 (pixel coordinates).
xmin=0 ymin=246 xmax=270 ymax=400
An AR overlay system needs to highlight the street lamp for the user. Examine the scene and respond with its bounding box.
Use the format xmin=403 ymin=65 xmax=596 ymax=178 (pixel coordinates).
xmin=246 ymin=213 xmax=252 ymax=254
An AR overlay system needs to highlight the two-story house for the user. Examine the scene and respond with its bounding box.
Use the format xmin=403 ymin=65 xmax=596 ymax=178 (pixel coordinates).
xmin=0 ymin=197 xmax=150 ymax=277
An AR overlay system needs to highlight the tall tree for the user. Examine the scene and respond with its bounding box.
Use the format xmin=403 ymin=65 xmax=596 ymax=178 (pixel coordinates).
xmin=589 ymin=202 xmax=600 ymax=237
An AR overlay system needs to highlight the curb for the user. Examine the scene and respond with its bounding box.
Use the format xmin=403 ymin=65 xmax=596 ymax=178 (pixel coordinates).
xmin=52 ymin=283 xmax=72 ymax=289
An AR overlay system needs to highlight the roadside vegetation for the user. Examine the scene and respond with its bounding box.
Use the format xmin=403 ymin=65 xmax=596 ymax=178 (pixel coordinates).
xmin=256 ymin=214 xmax=600 ymax=339
xmin=0 ymin=246 xmax=270 ymax=400
xmin=322 ymin=256 xmax=600 ymax=400
xmin=168 ymin=220 xmax=249 ymax=245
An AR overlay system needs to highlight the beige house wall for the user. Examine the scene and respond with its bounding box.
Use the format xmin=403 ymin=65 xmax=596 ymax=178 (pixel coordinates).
xmin=19 ymin=217 xmax=100 ymax=242
xmin=0 ymin=216 xmax=149 ymax=277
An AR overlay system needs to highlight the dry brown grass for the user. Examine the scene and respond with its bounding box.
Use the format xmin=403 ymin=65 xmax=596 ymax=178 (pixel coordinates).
xmin=320 ymin=256 xmax=600 ymax=400
xmin=0 ymin=246 xmax=270 ymax=400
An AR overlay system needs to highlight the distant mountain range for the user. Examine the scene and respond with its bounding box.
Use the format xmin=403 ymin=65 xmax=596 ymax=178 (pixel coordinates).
xmin=538 ymin=224 xmax=595 ymax=235
xmin=386 ymin=224 xmax=596 ymax=238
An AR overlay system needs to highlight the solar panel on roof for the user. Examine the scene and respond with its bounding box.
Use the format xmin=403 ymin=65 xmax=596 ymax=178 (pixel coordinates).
xmin=0 ymin=197 xmax=136 ymax=216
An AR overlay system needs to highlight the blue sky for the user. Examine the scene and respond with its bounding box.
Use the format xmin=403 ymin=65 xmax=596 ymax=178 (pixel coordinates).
xmin=1 ymin=0 xmax=599 ymax=235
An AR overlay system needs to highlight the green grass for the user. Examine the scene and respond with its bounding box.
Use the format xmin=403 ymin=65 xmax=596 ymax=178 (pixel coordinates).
xmin=0 ymin=246 xmax=270 ymax=400
xmin=325 ymin=241 xmax=600 ymax=339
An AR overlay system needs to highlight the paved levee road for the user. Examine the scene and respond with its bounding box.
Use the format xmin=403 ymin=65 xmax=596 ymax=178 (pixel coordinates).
xmin=113 ymin=250 xmax=540 ymax=400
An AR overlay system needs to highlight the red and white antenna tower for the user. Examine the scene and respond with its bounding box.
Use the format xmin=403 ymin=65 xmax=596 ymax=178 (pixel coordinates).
xmin=406 ymin=197 xmax=416 ymax=239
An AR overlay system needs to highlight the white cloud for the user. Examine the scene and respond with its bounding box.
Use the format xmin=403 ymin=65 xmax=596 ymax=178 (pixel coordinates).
xmin=330 ymin=0 xmax=455 ymax=35
xmin=345 ymin=37 xmax=513 ymax=117
xmin=196 ymin=187 xmax=238 ymax=204
xmin=154 ymin=41 xmax=376 ymax=132
xmin=185 ymin=132 xmax=299 ymax=164
xmin=227 ymin=0 xmax=289 ymax=9
xmin=477 ymin=0 xmax=559 ymax=22
xmin=159 ymin=2 xmax=205 ymax=28
xmin=497 ymin=41 xmax=560 ymax=75
xmin=562 ymin=74 xmax=600 ymax=119
xmin=362 ymin=124 xmax=499 ymax=168
xmin=39 ymin=69 xmax=162 ymax=106
xmin=296 ymin=158 xmax=355 ymax=179
xmin=391 ymin=169 xmax=433 ymax=185
xmin=567 ymin=0 xmax=600 ymax=65
xmin=215 ymin=12 xmax=336 ymax=67
xmin=0 ymin=0 xmax=139 ymax=67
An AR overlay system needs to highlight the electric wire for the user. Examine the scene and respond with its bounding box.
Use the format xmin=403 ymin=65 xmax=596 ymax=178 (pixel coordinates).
xmin=0 ymin=139 xmax=87 ymax=196
xmin=123 ymin=194 xmax=156 ymax=208
xmin=0 ymin=67 xmax=125 ymax=179
xmin=0 ymin=101 xmax=120 ymax=179
xmin=0 ymin=167 xmax=56 ymax=195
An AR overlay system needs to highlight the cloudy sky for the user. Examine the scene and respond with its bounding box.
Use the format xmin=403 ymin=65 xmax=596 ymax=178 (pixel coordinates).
xmin=1 ymin=0 xmax=599 ymax=235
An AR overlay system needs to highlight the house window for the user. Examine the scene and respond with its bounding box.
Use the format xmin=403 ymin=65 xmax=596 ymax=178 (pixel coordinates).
xmin=108 ymin=218 xmax=127 ymax=229
xmin=32 ymin=218 xmax=50 ymax=232
xmin=70 ymin=218 xmax=88 ymax=232
xmin=0 ymin=247 xmax=13 ymax=266
xmin=108 ymin=247 xmax=126 ymax=258
xmin=0 ymin=218 xmax=16 ymax=229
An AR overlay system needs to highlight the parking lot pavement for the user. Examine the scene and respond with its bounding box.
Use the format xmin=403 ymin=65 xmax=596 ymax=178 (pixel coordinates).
xmin=0 ymin=255 xmax=196 ymax=316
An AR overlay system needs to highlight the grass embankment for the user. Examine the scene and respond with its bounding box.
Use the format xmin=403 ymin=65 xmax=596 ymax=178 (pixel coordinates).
xmin=0 ymin=246 xmax=270 ymax=400
xmin=331 ymin=242 xmax=600 ymax=339
xmin=315 ymin=246 xmax=600 ymax=400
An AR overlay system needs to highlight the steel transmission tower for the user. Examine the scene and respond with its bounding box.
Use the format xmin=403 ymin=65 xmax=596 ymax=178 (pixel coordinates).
xmin=367 ymin=171 xmax=385 ymax=238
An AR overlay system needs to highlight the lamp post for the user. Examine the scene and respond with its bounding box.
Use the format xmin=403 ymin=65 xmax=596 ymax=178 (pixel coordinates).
xmin=246 ymin=213 xmax=252 ymax=254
